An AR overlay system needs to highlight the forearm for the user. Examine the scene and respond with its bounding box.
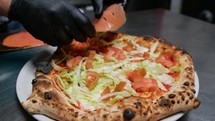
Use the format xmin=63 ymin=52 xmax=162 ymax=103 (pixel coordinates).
xmin=0 ymin=0 xmax=12 ymax=16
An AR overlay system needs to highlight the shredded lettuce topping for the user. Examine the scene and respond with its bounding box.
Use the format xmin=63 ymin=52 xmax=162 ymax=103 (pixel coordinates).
xmin=50 ymin=34 xmax=180 ymax=111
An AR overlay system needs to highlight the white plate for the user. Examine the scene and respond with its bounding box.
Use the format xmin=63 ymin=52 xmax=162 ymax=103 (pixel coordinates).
xmin=16 ymin=47 xmax=199 ymax=121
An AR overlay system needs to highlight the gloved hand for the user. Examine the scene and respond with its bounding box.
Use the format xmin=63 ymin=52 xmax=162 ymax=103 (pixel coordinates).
xmin=8 ymin=0 xmax=96 ymax=46
xmin=91 ymin=0 xmax=127 ymax=18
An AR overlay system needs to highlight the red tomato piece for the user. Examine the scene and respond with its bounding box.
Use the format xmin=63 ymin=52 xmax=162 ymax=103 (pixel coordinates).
xmin=156 ymin=53 xmax=175 ymax=67
xmin=66 ymin=56 xmax=83 ymax=69
xmin=59 ymin=63 xmax=66 ymax=67
xmin=104 ymin=48 xmax=116 ymax=61
xmin=104 ymin=47 xmax=126 ymax=61
xmin=132 ymin=78 xmax=159 ymax=92
xmin=93 ymin=4 xmax=126 ymax=32
xmin=123 ymin=45 xmax=134 ymax=52
xmin=114 ymin=82 xmax=127 ymax=92
xmin=101 ymin=86 xmax=111 ymax=96
xmin=71 ymin=40 xmax=90 ymax=50
xmin=131 ymin=53 xmax=144 ymax=63
xmin=101 ymin=86 xmax=111 ymax=101
xmin=2 ymin=32 xmax=45 ymax=47
xmin=168 ymin=72 xmax=179 ymax=79
xmin=143 ymin=52 xmax=154 ymax=62
xmin=162 ymin=83 xmax=172 ymax=91
xmin=86 ymin=51 xmax=96 ymax=69
xmin=75 ymin=100 xmax=81 ymax=109
xmin=86 ymin=71 xmax=99 ymax=90
xmin=126 ymin=68 xmax=146 ymax=82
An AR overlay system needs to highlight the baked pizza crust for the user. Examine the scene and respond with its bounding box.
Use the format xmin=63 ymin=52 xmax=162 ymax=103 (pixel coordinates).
xmin=21 ymin=32 xmax=200 ymax=121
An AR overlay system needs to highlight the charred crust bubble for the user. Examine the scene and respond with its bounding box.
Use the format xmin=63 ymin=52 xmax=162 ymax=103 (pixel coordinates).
xmin=191 ymin=89 xmax=196 ymax=94
xmin=31 ymin=79 xmax=37 ymax=85
xmin=183 ymin=81 xmax=190 ymax=86
xmin=134 ymin=101 xmax=142 ymax=108
xmin=36 ymin=64 xmax=52 ymax=74
xmin=159 ymin=99 xmax=170 ymax=107
xmin=44 ymin=91 xmax=52 ymax=100
xmin=123 ymin=109 xmax=135 ymax=120
xmin=181 ymin=95 xmax=185 ymax=101
xmin=176 ymin=47 xmax=190 ymax=55
xmin=168 ymin=94 xmax=176 ymax=98
xmin=143 ymin=36 xmax=152 ymax=41
xmin=171 ymin=100 xmax=175 ymax=104
xmin=32 ymin=99 xmax=37 ymax=103
xmin=187 ymin=92 xmax=190 ymax=96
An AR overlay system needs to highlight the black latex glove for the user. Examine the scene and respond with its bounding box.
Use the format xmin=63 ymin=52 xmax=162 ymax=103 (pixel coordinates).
xmin=8 ymin=0 xmax=96 ymax=46
xmin=91 ymin=0 xmax=127 ymax=18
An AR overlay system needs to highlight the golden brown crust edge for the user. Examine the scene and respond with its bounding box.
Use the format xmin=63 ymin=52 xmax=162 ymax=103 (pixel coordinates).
xmin=21 ymin=32 xmax=200 ymax=121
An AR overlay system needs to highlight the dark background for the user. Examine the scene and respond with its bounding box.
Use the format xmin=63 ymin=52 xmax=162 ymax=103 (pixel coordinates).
xmin=125 ymin=0 xmax=215 ymax=24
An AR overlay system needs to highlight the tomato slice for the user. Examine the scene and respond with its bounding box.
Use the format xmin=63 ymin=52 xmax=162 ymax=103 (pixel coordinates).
xmin=104 ymin=47 xmax=126 ymax=61
xmin=2 ymin=32 xmax=45 ymax=47
xmin=126 ymin=68 xmax=146 ymax=82
xmin=75 ymin=100 xmax=81 ymax=109
xmin=93 ymin=3 xmax=126 ymax=32
xmin=156 ymin=53 xmax=175 ymax=67
xmin=71 ymin=40 xmax=90 ymax=50
xmin=86 ymin=71 xmax=99 ymax=90
xmin=123 ymin=45 xmax=134 ymax=52
xmin=162 ymin=83 xmax=171 ymax=91
xmin=114 ymin=81 xmax=127 ymax=92
xmin=101 ymin=86 xmax=111 ymax=96
xmin=104 ymin=48 xmax=115 ymax=61
xmin=143 ymin=52 xmax=154 ymax=62
xmin=66 ymin=56 xmax=82 ymax=69
xmin=101 ymin=86 xmax=111 ymax=101
xmin=168 ymin=72 xmax=179 ymax=79
xmin=132 ymin=78 xmax=159 ymax=92
xmin=86 ymin=51 xmax=96 ymax=69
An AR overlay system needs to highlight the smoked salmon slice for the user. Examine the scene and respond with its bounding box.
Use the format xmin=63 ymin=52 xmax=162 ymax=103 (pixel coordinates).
xmin=2 ymin=32 xmax=45 ymax=48
xmin=93 ymin=3 xmax=126 ymax=32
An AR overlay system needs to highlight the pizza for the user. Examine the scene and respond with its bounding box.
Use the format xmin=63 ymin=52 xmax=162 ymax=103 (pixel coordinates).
xmin=21 ymin=32 xmax=200 ymax=121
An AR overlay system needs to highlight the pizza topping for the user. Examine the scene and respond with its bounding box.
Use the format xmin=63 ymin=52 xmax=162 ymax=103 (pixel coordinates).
xmin=86 ymin=71 xmax=99 ymax=90
xmin=163 ymin=83 xmax=171 ymax=91
xmin=149 ymin=41 xmax=160 ymax=59
xmin=66 ymin=56 xmax=83 ymax=69
xmin=2 ymin=32 xmax=45 ymax=48
xmin=126 ymin=68 xmax=146 ymax=82
xmin=156 ymin=53 xmax=175 ymax=67
xmin=101 ymin=86 xmax=111 ymax=101
xmin=114 ymin=81 xmax=127 ymax=92
xmin=44 ymin=91 xmax=52 ymax=100
xmin=103 ymin=47 xmax=126 ymax=61
xmin=51 ymin=60 xmax=66 ymax=71
xmin=132 ymin=78 xmax=159 ymax=92
xmin=49 ymin=34 xmax=183 ymax=110
xmin=86 ymin=51 xmax=96 ymax=69
xmin=123 ymin=109 xmax=136 ymax=120
xmin=93 ymin=4 xmax=126 ymax=32
xmin=168 ymin=72 xmax=179 ymax=79
xmin=154 ymin=74 xmax=174 ymax=85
